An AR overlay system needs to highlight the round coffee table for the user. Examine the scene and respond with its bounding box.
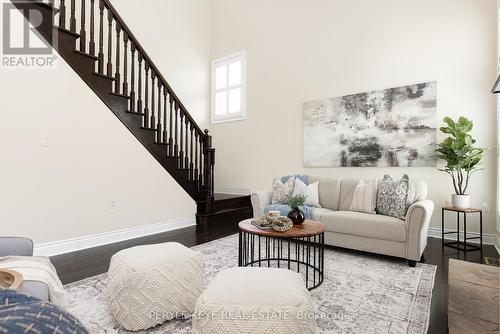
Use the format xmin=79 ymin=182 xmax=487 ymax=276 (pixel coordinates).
xmin=238 ymin=218 xmax=325 ymax=290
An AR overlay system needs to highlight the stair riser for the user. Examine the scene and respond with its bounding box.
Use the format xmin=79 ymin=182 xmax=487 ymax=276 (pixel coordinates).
xmin=213 ymin=196 xmax=252 ymax=212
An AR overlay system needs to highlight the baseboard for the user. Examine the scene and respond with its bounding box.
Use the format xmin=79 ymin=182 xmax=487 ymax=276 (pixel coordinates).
xmin=215 ymin=187 xmax=251 ymax=195
xmin=427 ymin=227 xmax=497 ymax=245
xmin=34 ymin=217 xmax=196 ymax=257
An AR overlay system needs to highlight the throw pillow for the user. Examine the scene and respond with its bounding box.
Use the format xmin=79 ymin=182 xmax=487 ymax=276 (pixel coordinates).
xmin=292 ymin=179 xmax=321 ymax=208
xmin=0 ymin=290 xmax=88 ymax=334
xmin=376 ymin=174 xmax=411 ymax=220
xmin=272 ymin=176 xmax=295 ymax=204
xmin=350 ymin=179 xmax=377 ymax=214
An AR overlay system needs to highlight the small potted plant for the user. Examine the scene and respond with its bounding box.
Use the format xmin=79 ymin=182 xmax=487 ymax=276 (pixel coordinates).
xmin=435 ymin=116 xmax=484 ymax=209
xmin=283 ymin=193 xmax=307 ymax=224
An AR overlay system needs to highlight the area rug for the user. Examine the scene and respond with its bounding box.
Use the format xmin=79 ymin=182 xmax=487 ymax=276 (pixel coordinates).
xmin=65 ymin=234 xmax=436 ymax=334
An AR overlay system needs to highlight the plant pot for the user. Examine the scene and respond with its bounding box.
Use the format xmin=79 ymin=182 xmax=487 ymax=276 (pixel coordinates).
xmin=452 ymin=194 xmax=470 ymax=209
xmin=287 ymin=207 xmax=305 ymax=225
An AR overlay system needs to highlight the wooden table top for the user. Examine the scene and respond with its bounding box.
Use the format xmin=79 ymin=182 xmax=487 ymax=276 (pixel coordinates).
xmin=239 ymin=219 xmax=325 ymax=238
xmin=448 ymin=259 xmax=499 ymax=333
xmin=442 ymin=206 xmax=482 ymax=213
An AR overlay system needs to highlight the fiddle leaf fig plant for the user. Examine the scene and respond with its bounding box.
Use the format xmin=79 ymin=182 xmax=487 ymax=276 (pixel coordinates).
xmin=435 ymin=116 xmax=484 ymax=195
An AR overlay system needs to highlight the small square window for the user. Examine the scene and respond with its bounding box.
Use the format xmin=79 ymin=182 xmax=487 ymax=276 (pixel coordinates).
xmin=211 ymin=51 xmax=246 ymax=123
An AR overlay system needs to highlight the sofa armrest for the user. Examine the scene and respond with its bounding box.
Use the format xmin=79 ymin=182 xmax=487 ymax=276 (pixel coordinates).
xmin=250 ymin=191 xmax=273 ymax=218
xmin=0 ymin=237 xmax=34 ymax=257
xmin=405 ymin=199 xmax=434 ymax=261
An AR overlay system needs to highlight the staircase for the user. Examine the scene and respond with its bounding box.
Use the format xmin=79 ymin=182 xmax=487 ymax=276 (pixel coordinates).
xmin=11 ymin=0 xmax=251 ymax=226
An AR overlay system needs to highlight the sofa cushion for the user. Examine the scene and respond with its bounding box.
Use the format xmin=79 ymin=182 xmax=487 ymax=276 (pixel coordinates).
xmin=339 ymin=178 xmax=364 ymax=211
xmin=309 ymin=176 xmax=341 ymax=210
xmin=320 ymin=211 xmax=407 ymax=242
xmin=312 ymin=207 xmax=335 ymax=221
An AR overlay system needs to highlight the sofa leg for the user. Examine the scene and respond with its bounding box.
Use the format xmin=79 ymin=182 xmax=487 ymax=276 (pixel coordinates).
xmin=408 ymin=260 xmax=416 ymax=267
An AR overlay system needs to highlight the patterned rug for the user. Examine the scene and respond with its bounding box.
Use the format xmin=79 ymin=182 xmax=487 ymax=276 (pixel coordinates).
xmin=65 ymin=234 xmax=436 ymax=334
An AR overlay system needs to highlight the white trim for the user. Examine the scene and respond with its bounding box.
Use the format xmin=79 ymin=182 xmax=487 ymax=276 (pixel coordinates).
xmin=427 ymin=227 xmax=497 ymax=245
xmin=211 ymin=50 xmax=247 ymax=124
xmin=215 ymin=187 xmax=251 ymax=195
xmin=496 ymin=236 xmax=500 ymax=255
xmin=34 ymin=218 xmax=196 ymax=257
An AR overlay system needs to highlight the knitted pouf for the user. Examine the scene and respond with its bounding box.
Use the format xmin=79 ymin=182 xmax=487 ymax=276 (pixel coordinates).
xmin=106 ymin=242 xmax=203 ymax=331
xmin=193 ymin=267 xmax=316 ymax=334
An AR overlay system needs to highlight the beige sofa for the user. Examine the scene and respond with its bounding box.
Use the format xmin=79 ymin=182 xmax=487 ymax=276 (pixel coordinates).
xmin=250 ymin=176 xmax=434 ymax=267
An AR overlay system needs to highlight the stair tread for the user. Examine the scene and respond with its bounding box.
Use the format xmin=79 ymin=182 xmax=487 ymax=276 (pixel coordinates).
xmin=56 ymin=27 xmax=80 ymax=38
xmin=110 ymin=92 xmax=131 ymax=99
xmin=125 ymin=112 xmax=145 ymax=117
xmin=140 ymin=127 xmax=157 ymax=131
xmin=74 ymin=50 xmax=99 ymax=61
xmin=94 ymin=72 xmax=116 ymax=81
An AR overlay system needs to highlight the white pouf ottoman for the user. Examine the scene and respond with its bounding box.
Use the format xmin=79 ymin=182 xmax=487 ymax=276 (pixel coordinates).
xmin=106 ymin=242 xmax=203 ymax=331
xmin=193 ymin=267 xmax=316 ymax=334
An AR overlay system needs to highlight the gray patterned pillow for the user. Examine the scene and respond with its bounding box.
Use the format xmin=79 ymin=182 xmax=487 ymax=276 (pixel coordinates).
xmin=376 ymin=174 xmax=411 ymax=220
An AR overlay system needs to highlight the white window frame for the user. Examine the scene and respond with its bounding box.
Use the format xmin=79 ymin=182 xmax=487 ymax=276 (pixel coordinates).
xmin=211 ymin=50 xmax=247 ymax=124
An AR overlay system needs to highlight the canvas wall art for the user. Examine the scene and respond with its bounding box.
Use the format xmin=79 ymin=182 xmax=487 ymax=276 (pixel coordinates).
xmin=303 ymin=81 xmax=437 ymax=167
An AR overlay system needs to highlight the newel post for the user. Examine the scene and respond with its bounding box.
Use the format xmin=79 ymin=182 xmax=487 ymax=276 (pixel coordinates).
xmin=203 ymin=129 xmax=215 ymax=213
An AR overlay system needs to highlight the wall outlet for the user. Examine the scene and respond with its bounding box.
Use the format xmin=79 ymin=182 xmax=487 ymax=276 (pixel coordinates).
xmin=41 ymin=136 xmax=50 ymax=147
xmin=111 ymin=200 xmax=118 ymax=209
xmin=482 ymin=202 xmax=491 ymax=212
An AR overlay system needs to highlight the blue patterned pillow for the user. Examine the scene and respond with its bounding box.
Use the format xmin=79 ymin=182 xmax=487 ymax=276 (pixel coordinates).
xmin=0 ymin=290 xmax=88 ymax=334
xmin=376 ymin=174 xmax=411 ymax=220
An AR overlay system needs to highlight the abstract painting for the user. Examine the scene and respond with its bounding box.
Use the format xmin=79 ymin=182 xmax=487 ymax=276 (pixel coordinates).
xmin=303 ymin=82 xmax=437 ymax=167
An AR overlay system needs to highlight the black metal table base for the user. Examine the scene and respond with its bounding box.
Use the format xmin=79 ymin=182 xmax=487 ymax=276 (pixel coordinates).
xmin=238 ymin=231 xmax=325 ymax=290
xmin=441 ymin=208 xmax=483 ymax=252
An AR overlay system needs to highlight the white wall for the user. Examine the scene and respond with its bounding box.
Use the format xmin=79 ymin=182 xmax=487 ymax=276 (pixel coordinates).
xmin=0 ymin=0 xmax=211 ymax=244
xmin=210 ymin=0 xmax=498 ymax=235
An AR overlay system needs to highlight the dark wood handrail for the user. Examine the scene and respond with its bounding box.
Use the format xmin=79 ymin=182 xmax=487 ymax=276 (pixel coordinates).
xmin=101 ymin=0 xmax=206 ymax=139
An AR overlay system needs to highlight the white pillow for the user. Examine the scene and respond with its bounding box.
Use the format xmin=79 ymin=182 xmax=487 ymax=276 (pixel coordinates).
xmin=350 ymin=179 xmax=377 ymax=214
xmin=292 ymin=179 xmax=321 ymax=208
xmin=272 ymin=176 xmax=295 ymax=204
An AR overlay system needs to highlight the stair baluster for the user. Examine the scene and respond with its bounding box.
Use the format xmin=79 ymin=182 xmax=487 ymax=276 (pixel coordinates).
xmin=114 ymin=22 xmax=121 ymax=93
xmin=69 ymin=0 xmax=76 ymax=32
xmin=156 ymin=80 xmax=162 ymax=143
xmin=150 ymin=70 xmax=155 ymax=129
xmin=79 ymin=0 xmax=86 ymax=52
xmin=97 ymin=0 xmax=104 ymax=74
xmin=163 ymin=88 xmax=168 ymax=143
xmin=59 ymin=0 xmax=66 ymax=29
xmin=184 ymin=119 xmax=189 ymax=171
xmin=190 ymin=126 xmax=194 ymax=180
xmin=169 ymin=96 xmax=174 ymax=156
xmin=130 ymin=42 xmax=135 ymax=111
xmin=174 ymin=103 xmax=179 ymax=156
xmin=179 ymin=111 xmax=184 ymax=168
xmin=144 ymin=62 xmax=149 ymax=127
xmin=199 ymin=134 xmax=203 ymax=186
xmin=137 ymin=53 xmax=143 ymax=114
xmin=106 ymin=10 xmax=112 ymax=76
xmin=122 ymin=31 xmax=128 ymax=95
xmin=194 ymin=131 xmax=199 ymax=182
xmin=89 ymin=0 xmax=95 ymax=56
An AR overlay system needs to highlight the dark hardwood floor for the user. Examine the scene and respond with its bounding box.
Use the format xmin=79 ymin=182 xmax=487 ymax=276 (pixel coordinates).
xmin=423 ymin=237 xmax=499 ymax=334
xmin=51 ymin=225 xmax=499 ymax=334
